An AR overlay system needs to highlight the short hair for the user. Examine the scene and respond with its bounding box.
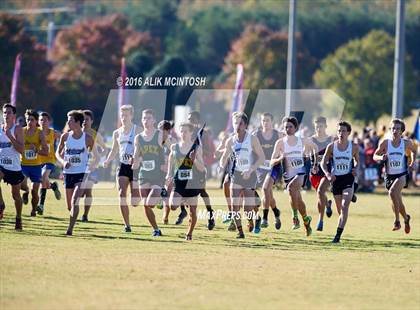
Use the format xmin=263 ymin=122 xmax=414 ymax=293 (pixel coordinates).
xmin=188 ymin=111 xmax=201 ymax=122
xmin=67 ymin=110 xmax=84 ymax=126
xmin=261 ymin=113 xmax=274 ymax=121
xmin=179 ymin=122 xmax=195 ymax=132
xmin=83 ymin=110 xmax=94 ymax=121
xmin=25 ymin=109 xmax=39 ymax=121
xmin=314 ymin=116 xmax=327 ymax=124
xmin=232 ymin=112 xmax=249 ymax=125
xmin=390 ymin=118 xmax=405 ymax=133
xmin=337 ymin=120 xmax=352 ymax=133
xmin=158 ymin=120 xmax=173 ymax=131
xmin=282 ymin=116 xmax=299 ymax=129
xmin=2 ymin=103 xmax=16 ymax=114
xmin=39 ymin=112 xmax=51 ymax=121
xmin=120 ymin=104 xmax=134 ymax=114
xmin=142 ymin=109 xmax=155 ymax=117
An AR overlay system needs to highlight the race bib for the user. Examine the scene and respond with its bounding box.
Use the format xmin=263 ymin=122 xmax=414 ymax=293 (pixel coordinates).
xmin=0 ymin=156 xmax=13 ymax=166
xmin=290 ymin=158 xmax=304 ymax=169
xmin=121 ymin=153 xmax=132 ymax=163
xmin=178 ymin=169 xmax=193 ymax=181
xmin=236 ymin=158 xmax=250 ymax=170
xmin=389 ymin=160 xmax=401 ymax=168
xmin=142 ymin=160 xmax=155 ymax=171
xmin=68 ymin=155 xmax=82 ymax=167
xmin=336 ymin=163 xmax=349 ymax=172
xmin=259 ymin=160 xmax=271 ymax=170
xmin=25 ymin=149 xmax=37 ymax=160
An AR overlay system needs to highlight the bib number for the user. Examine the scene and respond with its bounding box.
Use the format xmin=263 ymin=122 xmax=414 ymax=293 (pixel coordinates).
xmin=0 ymin=157 xmax=12 ymax=166
xmin=178 ymin=169 xmax=192 ymax=181
xmin=69 ymin=156 xmax=82 ymax=167
xmin=25 ymin=149 xmax=37 ymax=160
xmin=121 ymin=153 xmax=132 ymax=163
xmin=142 ymin=160 xmax=155 ymax=171
xmin=236 ymin=158 xmax=250 ymax=171
xmin=336 ymin=163 xmax=349 ymax=172
xmin=290 ymin=159 xmax=303 ymax=169
xmin=389 ymin=160 xmax=401 ymax=168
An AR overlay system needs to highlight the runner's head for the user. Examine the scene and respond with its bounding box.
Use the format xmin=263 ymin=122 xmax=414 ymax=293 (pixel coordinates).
xmin=39 ymin=112 xmax=51 ymax=129
xmin=232 ymin=112 xmax=248 ymax=133
xmin=282 ymin=116 xmax=298 ymax=136
xmin=188 ymin=111 xmax=201 ymax=126
xmin=314 ymin=116 xmax=327 ymax=136
xmin=67 ymin=110 xmax=84 ymax=131
xmin=158 ymin=120 xmax=173 ymax=140
xmin=141 ymin=109 xmax=155 ymax=130
xmin=25 ymin=109 xmax=39 ymax=129
xmin=261 ymin=113 xmax=274 ymax=131
xmin=83 ymin=110 xmax=94 ymax=129
xmin=179 ymin=122 xmax=194 ymax=142
xmin=119 ymin=105 xmax=133 ymax=126
xmin=2 ymin=103 xmax=16 ymax=125
xmin=389 ymin=118 xmax=405 ymax=138
xmin=337 ymin=120 xmax=351 ymax=141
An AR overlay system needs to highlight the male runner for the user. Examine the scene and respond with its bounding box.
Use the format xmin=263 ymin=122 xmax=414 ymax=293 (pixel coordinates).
xmin=321 ymin=121 xmax=359 ymax=243
xmin=219 ymin=112 xmax=265 ymax=239
xmin=21 ymin=109 xmax=48 ymax=216
xmin=0 ymin=103 xmax=24 ymax=230
xmin=103 ymin=105 xmax=141 ymax=232
xmin=373 ymin=119 xmax=416 ymax=233
xmin=132 ymin=109 xmax=165 ymax=236
xmin=56 ymin=110 xmax=95 ymax=236
xmin=270 ymin=116 xmax=316 ymax=236
xmin=37 ymin=111 xmax=61 ymax=215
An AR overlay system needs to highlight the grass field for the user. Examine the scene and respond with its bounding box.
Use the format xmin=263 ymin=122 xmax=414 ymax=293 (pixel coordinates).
xmin=1 ymin=182 xmax=419 ymax=309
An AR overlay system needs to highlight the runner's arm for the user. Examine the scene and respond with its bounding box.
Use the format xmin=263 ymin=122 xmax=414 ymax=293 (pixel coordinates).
xmin=270 ymin=140 xmax=283 ymax=167
xmin=373 ymin=139 xmax=387 ymax=162
xmin=103 ymin=130 xmax=118 ymax=167
xmin=406 ymin=139 xmax=418 ymax=169
xmin=320 ymin=143 xmax=333 ymax=177
xmin=251 ymin=135 xmax=264 ymax=173
xmin=38 ymin=130 xmax=49 ymax=156
xmin=219 ymin=137 xmax=233 ymax=169
xmin=131 ymin=134 xmax=143 ymax=170
xmin=55 ymin=133 xmax=68 ymax=167
xmin=8 ymin=125 xmax=24 ymax=154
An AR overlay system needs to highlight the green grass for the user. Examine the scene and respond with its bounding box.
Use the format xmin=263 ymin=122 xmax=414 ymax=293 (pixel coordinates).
xmin=1 ymin=182 xmax=419 ymax=309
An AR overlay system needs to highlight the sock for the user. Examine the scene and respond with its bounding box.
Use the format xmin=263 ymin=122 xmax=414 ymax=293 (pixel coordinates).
xmin=237 ymin=225 xmax=243 ymax=234
xmin=180 ymin=205 xmax=187 ymax=214
xmin=292 ymin=208 xmax=298 ymax=218
xmin=336 ymin=227 xmax=344 ymax=237
xmin=303 ymin=215 xmax=310 ymax=224
xmin=272 ymin=207 xmax=280 ymax=218
xmin=206 ymin=205 xmax=213 ymax=219
xmin=263 ymin=209 xmax=269 ymax=220
xmin=50 ymin=182 xmax=57 ymax=191
xmin=40 ymin=188 xmax=47 ymax=205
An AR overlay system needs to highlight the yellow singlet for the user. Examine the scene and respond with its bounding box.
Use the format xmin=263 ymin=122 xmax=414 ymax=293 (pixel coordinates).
xmin=40 ymin=129 xmax=56 ymax=164
xmin=22 ymin=127 xmax=42 ymax=166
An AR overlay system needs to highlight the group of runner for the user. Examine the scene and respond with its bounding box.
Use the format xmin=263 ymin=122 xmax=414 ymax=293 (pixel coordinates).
xmin=0 ymin=103 xmax=416 ymax=242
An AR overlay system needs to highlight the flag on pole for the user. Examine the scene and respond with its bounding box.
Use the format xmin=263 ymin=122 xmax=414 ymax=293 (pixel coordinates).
xmin=10 ymin=53 xmax=22 ymax=107
xmin=414 ymin=111 xmax=420 ymax=141
xmin=117 ymin=57 xmax=126 ymax=127
xmin=225 ymin=64 xmax=244 ymax=132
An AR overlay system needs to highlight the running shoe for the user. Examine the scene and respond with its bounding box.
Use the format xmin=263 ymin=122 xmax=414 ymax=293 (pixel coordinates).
xmin=207 ymin=218 xmax=215 ymax=231
xmin=51 ymin=182 xmax=61 ymax=200
xmin=0 ymin=204 xmax=5 ymax=220
xmin=124 ymin=225 xmax=132 ymax=233
xmin=247 ymin=220 xmax=254 ymax=233
xmin=66 ymin=229 xmax=72 ymax=236
xmin=404 ymin=215 xmax=411 ymax=234
xmin=152 ymin=229 xmax=162 ymax=237
xmin=222 ymin=215 xmax=232 ymax=224
xmin=22 ymin=192 xmax=29 ymax=205
xmin=81 ymin=215 xmax=88 ymax=222
xmin=228 ymin=220 xmax=236 ymax=231
xmin=392 ymin=221 xmax=401 ymax=231
xmin=185 ymin=234 xmax=192 ymax=241
xmin=292 ymin=217 xmax=300 ymax=230
xmin=261 ymin=219 xmax=269 ymax=228
xmin=36 ymin=204 xmax=44 ymax=215
xmin=15 ymin=217 xmax=22 ymax=231
xmin=274 ymin=217 xmax=281 ymax=230
xmin=331 ymin=235 xmax=340 ymax=243
xmin=351 ymin=194 xmax=357 ymax=203
xmin=304 ymin=216 xmax=312 ymax=236
xmin=254 ymin=218 xmax=261 ymax=234
xmin=317 ymin=220 xmax=323 ymax=231
xmin=326 ymin=200 xmax=333 ymax=218
xmin=236 ymin=232 xmax=245 ymax=239
xmin=175 ymin=209 xmax=187 ymax=225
